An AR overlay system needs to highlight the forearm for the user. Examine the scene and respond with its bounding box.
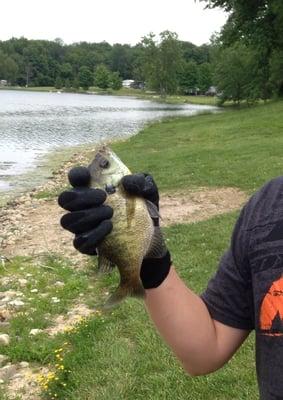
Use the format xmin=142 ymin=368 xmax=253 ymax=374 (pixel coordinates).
xmin=144 ymin=267 xmax=248 ymax=376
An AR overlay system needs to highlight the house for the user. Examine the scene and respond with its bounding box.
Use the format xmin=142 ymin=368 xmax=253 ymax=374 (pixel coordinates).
xmin=122 ymin=79 xmax=134 ymax=88
xmin=0 ymin=80 xmax=7 ymax=86
xmin=205 ymin=86 xmax=218 ymax=96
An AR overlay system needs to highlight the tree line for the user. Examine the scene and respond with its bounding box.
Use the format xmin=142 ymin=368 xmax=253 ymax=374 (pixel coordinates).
xmin=0 ymin=0 xmax=282 ymax=104
xmin=0 ymin=35 xmax=211 ymax=94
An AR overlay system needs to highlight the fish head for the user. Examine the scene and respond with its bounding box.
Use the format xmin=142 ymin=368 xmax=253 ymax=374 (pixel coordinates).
xmin=88 ymin=146 xmax=131 ymax=190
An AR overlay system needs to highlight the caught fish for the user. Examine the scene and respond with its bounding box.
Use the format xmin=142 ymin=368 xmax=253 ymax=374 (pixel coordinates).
xmin=88 ymin=146 xmax=166 ymax=307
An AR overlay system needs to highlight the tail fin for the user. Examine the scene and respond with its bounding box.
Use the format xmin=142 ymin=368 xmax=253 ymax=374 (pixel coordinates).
xmin=103 ymin=280 xmax=145 ymax=309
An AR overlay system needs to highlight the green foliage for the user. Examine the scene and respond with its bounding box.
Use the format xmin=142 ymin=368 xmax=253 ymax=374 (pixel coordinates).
xmin=78 ymin=66 xmax=93 ymax=90
xmin=178 ymin=61 xmax=198 ymax=94
xmin=141 ymin=31 xmax=183 ymax=96
xmin=269 ymin=50 xmax=283 ymax=96
xmin=213 ymin=43 xmax=259 ymax=104
xmin=54 ymin=76 xmax=63 ymax=89
xmin=0 ymin=36 xmax=213 ymax=95
xmin=60 ymin=62 xmax=73 ymax=80
xmin=198 ymin=62 xmax=212 ymax=93
xmin=72 ymin=77 xmax=80 ymax=89
xmin=202 ymin=0 xmax=283 ymax=98
xmin=110 ymin=71 xmax=122 ymax=90
xmin=0 ymin=50 xmax=18 ymax=83
xmin=94 ymin=64 xmax=111 ymax=89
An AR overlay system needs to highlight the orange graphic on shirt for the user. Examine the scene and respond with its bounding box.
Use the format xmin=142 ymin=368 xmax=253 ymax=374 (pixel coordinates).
xmin=259 ymin=276 xmax=283 ymax=336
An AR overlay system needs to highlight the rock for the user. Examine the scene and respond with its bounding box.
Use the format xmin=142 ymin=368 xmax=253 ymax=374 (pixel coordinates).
xmin=0 ymin=355 xmax=9 ymax=367
xmin=12 ymin=373 xmax=22 ymax=379
xmin=0 ymin=364 xmax=17 ymax=381
xmin=0 ymin=296 xmax=11 ymax=305
xmin=0 ymin=334 xmax=10 ymax=346
xmin=18 ymin=279 xmax=28 ymax=287
xmin=29 ymin=329 xmax=43 ymax=336
xmin=54 ymin=281 xmax=65 ymax=287
xmin=8 ymin=300 xmax=25 ymax=309
xmin=19 ymin=361 xmax=29 ymax=368
xmin=51 ymin=297 xmax=60 ymax=303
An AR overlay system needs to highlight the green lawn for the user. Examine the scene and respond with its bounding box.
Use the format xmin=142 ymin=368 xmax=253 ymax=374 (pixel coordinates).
xmin=2 ymin=100 xmax=282 ymax=399
xmin=41 ymin=101 xmax=283 ymax=399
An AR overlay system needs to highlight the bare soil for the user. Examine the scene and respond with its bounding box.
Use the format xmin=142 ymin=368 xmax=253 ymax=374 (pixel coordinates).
xmin=2 ymin=187 xmax=248 ymax=260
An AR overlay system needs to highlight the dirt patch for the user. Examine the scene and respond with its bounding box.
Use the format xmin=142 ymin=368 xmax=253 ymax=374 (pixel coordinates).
xmin=1 ymin=187 xmax=248 ymax=259
xmin=46 ymin=303 xmax=94 ymax=336
xmin=160 ymin=187 xmax=248 ymax=226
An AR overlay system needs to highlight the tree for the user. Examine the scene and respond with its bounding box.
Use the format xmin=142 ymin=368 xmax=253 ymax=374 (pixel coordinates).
xmin=198 ymin=63 xmax=212 ymax=93
xmin=178 ymin=61 xmax=198 ymax=94
xmin=60 ymin=62 xmax=73 ymax=80
xmin=0 ymin=51 xmax=18 ymax=83
xmin=54 ymin=76 xmax=63 ymax=89
xmin=141 ymin=31 xmax=183 ymax=96
xmin=110 ymin=71 xmax=122 ymax=90
xmin=78 ymin=66 xmax=93 ymax=90
xmin=110 ymin=44 xmax=133 ymax=78
xmin=94 ymin=64 xmax=110 ymax=89
xmin=202 ymin=0 xmax=283 ymax=97
xmin=269 ymin=50 xmax=283 ymax=96
xmin=213 ymin=43 xmax=259 ymax=104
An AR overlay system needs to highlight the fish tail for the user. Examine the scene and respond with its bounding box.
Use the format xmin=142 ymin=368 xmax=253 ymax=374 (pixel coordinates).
xmin=104 ymin=280 xmax=145 ymax=309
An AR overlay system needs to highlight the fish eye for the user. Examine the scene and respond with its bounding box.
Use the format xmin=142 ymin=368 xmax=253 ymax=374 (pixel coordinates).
xmin=99 ymin=158 xmax=110 ymax=168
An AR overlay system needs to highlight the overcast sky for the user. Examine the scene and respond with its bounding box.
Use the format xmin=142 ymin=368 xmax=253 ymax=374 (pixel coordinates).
xmin=0 ymin=0 xmax=227 ymax=46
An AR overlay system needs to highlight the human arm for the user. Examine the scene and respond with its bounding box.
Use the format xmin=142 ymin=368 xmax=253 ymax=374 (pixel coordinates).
xmin=144 ymin=267 xmax=249 ymax=376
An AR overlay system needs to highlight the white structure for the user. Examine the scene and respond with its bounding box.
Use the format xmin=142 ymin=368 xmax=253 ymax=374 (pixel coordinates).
xmin=122 ymin=79 xmax=134 ymax=88
xmin=0 ymin=80 xmax=7 ymax=86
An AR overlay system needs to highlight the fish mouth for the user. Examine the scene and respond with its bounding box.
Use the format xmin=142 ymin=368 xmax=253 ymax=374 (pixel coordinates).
xmin=94 ymin=152 xmax=110 ymax=169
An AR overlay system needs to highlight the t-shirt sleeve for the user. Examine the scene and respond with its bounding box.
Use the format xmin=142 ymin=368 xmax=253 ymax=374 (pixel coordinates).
xmin=201 ymin=204 xmax=254 ymax=330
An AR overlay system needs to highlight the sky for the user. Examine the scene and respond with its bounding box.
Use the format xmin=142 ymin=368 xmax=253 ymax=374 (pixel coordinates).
xmin=0 ymin=0 xmax=228 ymax=46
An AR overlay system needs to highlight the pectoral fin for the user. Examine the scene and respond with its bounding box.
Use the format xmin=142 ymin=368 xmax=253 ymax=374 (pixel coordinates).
xmin=97 ymin=254 xmax=116 ymax=274
xmin=145 ymin=227 xmax=167 ymax=258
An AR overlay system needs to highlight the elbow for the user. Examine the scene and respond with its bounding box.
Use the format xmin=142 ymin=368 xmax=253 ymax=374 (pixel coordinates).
xmin=181 ymin=359 xmax=223 ymax=377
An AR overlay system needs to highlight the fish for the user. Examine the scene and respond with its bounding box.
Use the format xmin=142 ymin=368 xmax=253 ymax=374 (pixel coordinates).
xmin=88 ymin=146 xmax=167 ymax=307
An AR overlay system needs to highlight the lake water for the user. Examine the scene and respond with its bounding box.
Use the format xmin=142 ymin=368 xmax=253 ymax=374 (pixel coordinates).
xmin=0 ymin=90 xmax=216 ymax=194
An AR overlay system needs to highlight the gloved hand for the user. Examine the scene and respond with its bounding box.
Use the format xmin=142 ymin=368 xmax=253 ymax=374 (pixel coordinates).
xmin=58 ymin=167 xmax=171 ymax=288
xmin=58 ymin=166 xmax=113 ymax=255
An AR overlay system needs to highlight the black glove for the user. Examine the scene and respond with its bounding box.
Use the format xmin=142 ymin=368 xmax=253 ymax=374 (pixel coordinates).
xmin=58 ymin=166 xmax=113 ymax=255
xmin=58 ymin=168 xmax=171 ymax=288
xmin=122 ymin=173 xmax=172 ymax=289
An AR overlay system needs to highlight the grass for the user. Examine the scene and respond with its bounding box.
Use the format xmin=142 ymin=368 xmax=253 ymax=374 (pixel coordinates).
xmin=1 ymin=100 xmax=282 ymax=399
xmin=42 ymin=213 xmax=257 ymax=400
xmin=112 ymin=100 xmax=283 ymax=193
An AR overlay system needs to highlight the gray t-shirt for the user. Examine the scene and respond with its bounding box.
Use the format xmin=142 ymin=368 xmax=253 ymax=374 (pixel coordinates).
xmin=202 ymin=176 xmax=283 ymax=399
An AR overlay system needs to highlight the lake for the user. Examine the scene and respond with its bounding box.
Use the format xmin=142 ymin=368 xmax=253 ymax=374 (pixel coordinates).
xmin=0 ymin=90 xmax=216 ymax=195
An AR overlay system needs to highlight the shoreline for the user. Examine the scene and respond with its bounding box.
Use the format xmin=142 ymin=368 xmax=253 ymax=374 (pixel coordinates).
xmin=0 ymin=86 xmax=219 ymax=106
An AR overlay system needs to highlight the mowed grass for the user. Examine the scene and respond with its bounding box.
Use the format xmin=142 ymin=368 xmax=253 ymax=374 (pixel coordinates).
xmin=113 ymin=100 xmax=283 ymax=193
xmin=40 ymin=102 xmax=283 ymax=399
xmin=43 ymin=213 xmax=257 ymax=400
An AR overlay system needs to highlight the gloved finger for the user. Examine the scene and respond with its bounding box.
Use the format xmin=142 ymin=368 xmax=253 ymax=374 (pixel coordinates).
xmin=60 ymin=205 xmax=113 ymax=234
xmin=58 ymin=187 xmax=106 ymax=212
xmin=73 ymin=220 xmax=113 ymax=255
xmin=122 ymin=173 xmax=159 ymax=206
xmin=121 ymin=173 xmax=146 ymax=196
xmin=68 ymin=167 xmax=91 ymax=188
